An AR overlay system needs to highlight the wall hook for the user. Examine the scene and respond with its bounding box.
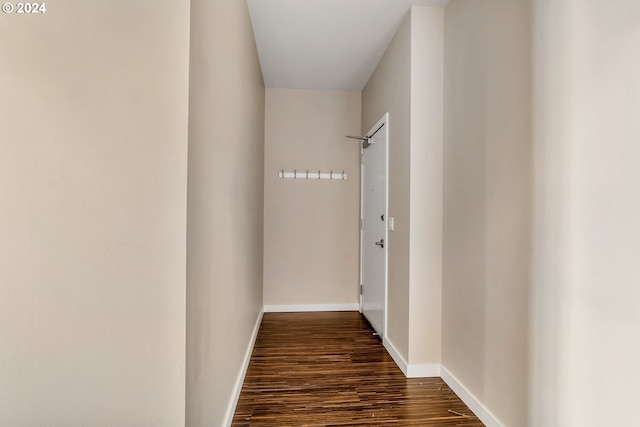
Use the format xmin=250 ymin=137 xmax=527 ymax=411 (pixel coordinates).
xmin=278 ymin=169 xmax=347 ymax=180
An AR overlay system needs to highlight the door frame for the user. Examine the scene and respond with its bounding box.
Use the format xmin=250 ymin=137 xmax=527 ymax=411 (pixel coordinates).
xmin=359 ymin=112 xmax=389 ymax=337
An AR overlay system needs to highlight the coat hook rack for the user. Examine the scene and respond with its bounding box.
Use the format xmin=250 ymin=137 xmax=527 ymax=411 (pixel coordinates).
xmin=278 ymin=169 xmax=347 ymax=180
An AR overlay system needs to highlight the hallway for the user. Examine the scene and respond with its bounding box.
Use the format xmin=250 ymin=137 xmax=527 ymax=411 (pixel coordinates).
xmin=3 ymin=1 xmax=638 ymax=426
xmin=232 ymin=312 xmax=484 ymax=426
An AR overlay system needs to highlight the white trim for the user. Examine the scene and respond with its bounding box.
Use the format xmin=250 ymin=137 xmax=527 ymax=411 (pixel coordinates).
xmin=223 ymin=309 xmax=264 ymax=427
xmin=382 ymin=113 xmax=389 ymax=339
xmin=382 ymin=336 xmax=408 ymax=376
xmin=407 ymin=363 xmax=441 ymax=378
xmin=440 ymin=366 xmax=505 ymax=427
xmin=359 ymin=134 xmax=364 ymax=315
xmin=263 ymin=303 xmax=359 ymax=313
xmin=382 ymin=337 xmax=440 ymax=378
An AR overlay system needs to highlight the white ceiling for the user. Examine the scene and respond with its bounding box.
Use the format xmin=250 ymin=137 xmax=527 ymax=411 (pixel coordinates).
xmin=247 ymin=0 xmax=449 ymax=91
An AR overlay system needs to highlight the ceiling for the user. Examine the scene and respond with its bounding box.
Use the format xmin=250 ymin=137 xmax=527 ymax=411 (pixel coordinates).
xmin=247 ymin=0 xmax=449 ymax=91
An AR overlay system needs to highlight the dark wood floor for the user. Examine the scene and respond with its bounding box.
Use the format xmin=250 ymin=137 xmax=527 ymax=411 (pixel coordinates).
xmin=232 ymin=312 xmax=484 ymax=426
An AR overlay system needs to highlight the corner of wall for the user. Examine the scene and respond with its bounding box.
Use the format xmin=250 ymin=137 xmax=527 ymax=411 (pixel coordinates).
xmin=441 ymin=366 xmax=506 ymax=427
xmin=223 ymin=309 xmax=264 ymax=427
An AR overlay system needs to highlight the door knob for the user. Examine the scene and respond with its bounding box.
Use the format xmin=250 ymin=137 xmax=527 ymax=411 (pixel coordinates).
xmin=375 ymin=239 xmax=385 ymax=248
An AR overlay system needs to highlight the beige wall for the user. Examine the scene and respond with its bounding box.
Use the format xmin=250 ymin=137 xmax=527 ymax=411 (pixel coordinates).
xmin=531 ymin=1 xmax=640 ymax=426
xmin=362 ymin=6 xmax=443 ymax=369
xmin=442 ymin=0 xmax=531 ymax=426
xmin=0 ymin=1 xmax=190 ymax=426
xmin=362 ymin=10 xmax=412 ymax=359
xmin=263 ymin=89 xmax=361 ymax=307
xmin=185 ymin=0 xmax=265 ymax=426
xmin=408 ymin=6 xmax=444 ymax=367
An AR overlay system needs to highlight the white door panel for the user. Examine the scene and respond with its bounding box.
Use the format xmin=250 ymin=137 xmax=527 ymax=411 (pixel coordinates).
xmin=360 ymin=113 xmax=388 ymax=337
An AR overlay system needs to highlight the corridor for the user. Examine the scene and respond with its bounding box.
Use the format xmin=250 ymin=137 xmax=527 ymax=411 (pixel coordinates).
xmin=232 ymin=312 xmax=484 ymax=426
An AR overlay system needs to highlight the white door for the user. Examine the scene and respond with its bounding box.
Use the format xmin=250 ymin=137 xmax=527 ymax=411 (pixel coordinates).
xmin=360 ymin=113 xmax=388 ymax=337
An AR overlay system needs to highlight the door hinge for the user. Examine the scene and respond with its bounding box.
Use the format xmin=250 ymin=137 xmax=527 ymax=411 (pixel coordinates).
xmin=360 ymin=218 xmax=364 ymax=230
xmin=360 ymin=284 xmax=363 ymax=295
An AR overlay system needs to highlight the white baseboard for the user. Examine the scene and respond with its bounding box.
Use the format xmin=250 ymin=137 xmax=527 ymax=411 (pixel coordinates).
xmin=382 ymin=337 xmax=440 ymax=378
xmin=263 ymin=303 xmax=359 ymax=312
xmin=407 ymin=363 xmax=441 ymax=378
xmin=382 ymin=336 xmax=408 ymax=376
xmin=441 ymin=366 xmax=505 ymax=427
xmin=223 ymin=309 xmax=264 ymax=427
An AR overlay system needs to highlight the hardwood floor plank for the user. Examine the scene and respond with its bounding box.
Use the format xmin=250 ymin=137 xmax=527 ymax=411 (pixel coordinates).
xmin=232 ymin=312 xmax=485 ymax=427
